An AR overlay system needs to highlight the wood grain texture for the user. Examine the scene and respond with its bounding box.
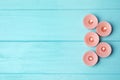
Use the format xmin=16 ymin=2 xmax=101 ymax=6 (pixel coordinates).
xmin=0 ymin=0 xmax=119 ymax=9
xmin=0 ymin=10 xmax=119 ymax=41
xmin=0 ymin=74 xmax=120 ymax=80
xmin=0 ymin=42 xmax=118 ymax=73
xmin=0 ymin=0 xmax=119 ymax=79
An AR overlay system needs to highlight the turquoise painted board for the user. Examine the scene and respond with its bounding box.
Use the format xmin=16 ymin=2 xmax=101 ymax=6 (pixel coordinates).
xmin=0 ymin=74 xmax=120 ymax=80
xmin=0 ymin=10 xmax=119 ymax=41
xmin=0 ymin=42 xmax=118 ymax=73
xmin=0 ymin=0 xmax=119 ymax=9
xmin=0 ymin=0 xmax=119 ymax=80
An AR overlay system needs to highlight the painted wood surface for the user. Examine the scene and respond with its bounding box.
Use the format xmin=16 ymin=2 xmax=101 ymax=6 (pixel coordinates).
xmin=0 ymin=42 xmax=118 ymax=74
xmin=0 ymin=0 xmax=119 ymax=80
xmin=0 ymin=0 xmax=119 ymax=9
xmin=0 ymin=74 xmax=120 ymax=80
xmin=0 ymin=10 xmax=119 ymax=41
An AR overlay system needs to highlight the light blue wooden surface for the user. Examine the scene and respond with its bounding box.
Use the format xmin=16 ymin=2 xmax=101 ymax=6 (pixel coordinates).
xmin=0 ymin=0 xmax=119 ymax=9
xmin=0 ymin=0 xmax=119 ymax=80
xmin=0 ymin=10 xmax=119 ymax=41
xmin=0 ymin=42 xmax=118 ymax=73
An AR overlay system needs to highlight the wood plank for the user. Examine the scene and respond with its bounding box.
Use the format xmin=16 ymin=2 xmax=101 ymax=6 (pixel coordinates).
xmin=0 ymin=10 xmax=119 ymax=40
xmin=0 ymin=42 xmax=118 ymax=73
xmin=0 ymin=0 xmax=119 ymax=9
xmin=0 ymin=74 xmax=119 ymax=80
